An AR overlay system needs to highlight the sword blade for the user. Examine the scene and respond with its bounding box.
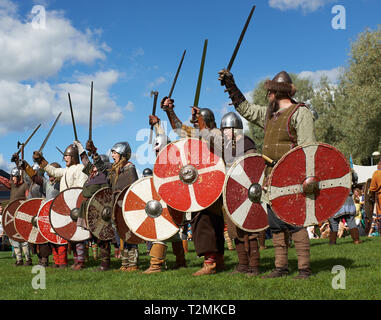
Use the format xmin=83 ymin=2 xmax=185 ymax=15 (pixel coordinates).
xmin=168 ymin=49 xmax=186 ymax=99
xmin=39 ymin=112 xmax=62 ymax=153
xmin=193 ymin=39 xmax=208 ymax=108
xmin=68 ymin=93 xmax=78 ymax=141
xmin=56 ymin=146 xmax=64 ymax=156
xmin=89 ymin=81 xmax=93 ymax=141
xmin=149 ymin=91 xmax=159 ymax=144
xmin=16 ymin=123 xmax=42 ymax=155
xmin=227 ymin=5 xmax=256 ymax=71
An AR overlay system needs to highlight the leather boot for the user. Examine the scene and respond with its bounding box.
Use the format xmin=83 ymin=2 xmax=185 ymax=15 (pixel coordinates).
xmin=143 ymin=243 xmax=167 ymax=274
xmin=247 ymin=238 xmax=260 ymax=277
xmin=258 ymin=230 xmax=267 ymax=250
xmin=172 ymin=241 xmax=186 ymax=269
xmin=182 ymin=240 xmax=188 ymax=254
xmin=224 ymin=230 xmax=234 ymax=250
xmin=329 ymin=231 xmax=338 ymax=245
xmin=262 ymin=231 xmax=289 ymax=278
xmin=24 ymin=259 xmax=33 ymax=266
xmin=292 ymin=228 xmax=312 ymax=279
xmin=192 ymin=253 xmax=217 ymax=276
xmin=232 ymin=240 xmax=249 ymax=274
xmin=15 ymin=259 xmax=23 ymax=266
xmin=349 ymin=228 xmax=362 ymax=244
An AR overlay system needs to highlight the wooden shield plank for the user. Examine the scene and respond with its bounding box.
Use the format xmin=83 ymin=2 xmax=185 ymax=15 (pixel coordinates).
xmin=86 ymin=187 xmax=115 ymax=241
xmin=223 ymin=154 xmax=268 ymax=232
xmin=153 ymin=138 xmax=225 ymax=212
xmin=37 ymin=199 xmax=68 ymax=245
xmin=268 ymin=143 xmax=352 ymax=227
xmin=2 ymin=199 xmax=25 ymax=242
xmin=113 ymin=186 xmax=144 ymax=244
xmin=14 ymin=198 xmax=47 ymax=244
xmin=50 ymin=187 xmax=91 ymax=242
xmin=123 ymin=177 xmax=184 ymax=242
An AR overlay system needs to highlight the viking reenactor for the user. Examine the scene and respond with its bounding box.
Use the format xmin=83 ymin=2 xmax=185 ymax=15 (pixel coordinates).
xmin=368 ymin=160 xmax=381 ymax=236
xmin=219 ymin=69 xmax=315 ymax=279
xmin=32 ymin=144 xmax=88 ymax=270
xmin=0 ymin=167 xmax=33 ymax=266
xmin=161 ymin=98 xmax=226 ymax=276
xmin=328 ymin=171 xmax=362 ymax=244
xmin=196 ymin=110 xmax=265 ymax=276
xmin=87 ymin=140 xmax=140 ymax=271
xmin=73 ymin=140 xmax=114 ymax=271
xmin=141 ymin=115 xmax=187 ymax=274
xmin=20 ymin=160 xmax=67 ymax=267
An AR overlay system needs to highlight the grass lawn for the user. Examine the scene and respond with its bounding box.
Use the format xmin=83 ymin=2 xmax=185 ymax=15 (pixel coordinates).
xmin=0 ymin=235 xmax=380 ymax=300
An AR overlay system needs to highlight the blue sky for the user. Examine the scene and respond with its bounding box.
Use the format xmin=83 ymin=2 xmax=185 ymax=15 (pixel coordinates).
xmin=0 ymin=0 xmax=380 ymax=175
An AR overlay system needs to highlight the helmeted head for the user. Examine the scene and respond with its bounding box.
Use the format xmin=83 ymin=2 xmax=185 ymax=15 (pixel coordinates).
xmin=10 ymin=167 xmax=21 ymax=184
xmin=264 ymin=71 xmax=297 ymax=102
xmin=142 ymin=168 xmax=153 ymax=177
xmin=111 ymin=142 xmax=131 ymax=163
xmin=32 ymin=163 xmax=45 ymax=177
xmin=63 ymin=144 xmax=80 ymax=167
xmin=153 ymin=134 xmax=171 ymax=155
xmin=220 ymin=112 xmax=243 ymax=130
xmin=199 ymin=108 xmax=216 ymax=129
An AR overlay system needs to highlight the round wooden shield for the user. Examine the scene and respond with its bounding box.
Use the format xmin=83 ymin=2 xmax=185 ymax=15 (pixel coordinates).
xmin=153 ymin=138 xmax=225 ymax=212
xmin=14 ymin=198 xmax=47 ymax=244
xmin=37 ymin=199 xmax=68 ymax=245
xmin=113 ymin=186 xmax=144 ymax=244
xmin=268 ymin=143 xmax=352 ymax=227
xmin=123 ymin=176 xmax=184 ymax=241
xmin=2 ymin=198 xmax=25 ymax=242
xmin=223 ymin=154 xmax=268 ymax=232
xmin=86 ymin=187 xmax=115 ymax=241
xmin=50 ymin=187 xmax=91 ymax=242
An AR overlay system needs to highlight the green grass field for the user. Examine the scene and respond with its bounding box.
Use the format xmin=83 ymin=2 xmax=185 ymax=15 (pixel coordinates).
xmin=1 ymin=236 xmax=380 ymax=300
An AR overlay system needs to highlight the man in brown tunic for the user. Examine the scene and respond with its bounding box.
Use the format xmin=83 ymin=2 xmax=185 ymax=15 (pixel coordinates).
xmin=219 ymin=69 xmax=315 ymax=279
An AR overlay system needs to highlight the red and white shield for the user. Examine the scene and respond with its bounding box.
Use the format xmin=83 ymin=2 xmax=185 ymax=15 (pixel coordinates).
xmin=113 ymin=186 xmax=144 ymax=244
xmin=153 ymin=138 xmax=225 ymax=212
xmin=223 ymin=154 xmax=268 ymax=232
xmin=14 ymin=198 xmax=47 ymax=244
xmin=268 ymin=143 xmax=352 ymax=227
xmin=2 ymin=199 xmax=25 ymax=242
xmin=50 ymin=187 xmax=91 ymax=242
xmin=37 ymin=199 xmax=68 ymax=245
xmin=123 ymin=177 xmax=184 ymax=241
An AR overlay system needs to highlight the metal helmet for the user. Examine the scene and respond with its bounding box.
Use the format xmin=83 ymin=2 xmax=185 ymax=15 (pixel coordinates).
xmin=142 ymin=168 xmax=153 ymax=177
xmin=63 ymin=144 xmax=80 ymax=165
xmin=199 ymin=108 xmax=216 ymax=128
xmin=32 ymin=163 xmax=44 ymax=177
xmin=100 ymin=154 xmax=110 ymax=164
xmin=153 ymin=134 xmax=171 ymax=153
xmin=220 ymin=112 xmax=243 ymax=130
xmin=264 ymin=71 xmax=297 ymax=97
xmin=10 ymin=167 xmax=20 ymax=177
xmin=111 ymin=142 xmax=131 ymax=160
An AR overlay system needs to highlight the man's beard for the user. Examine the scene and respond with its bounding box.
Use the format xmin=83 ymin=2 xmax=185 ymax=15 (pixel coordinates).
xmin=264 ymin=99 xmax=279 ymax=126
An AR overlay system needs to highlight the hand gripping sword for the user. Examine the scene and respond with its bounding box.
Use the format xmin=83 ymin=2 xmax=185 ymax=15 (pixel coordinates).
xmin=38 ymin=112 xmax=62 ymax=153
xmin=226 ymin=5 xmax=256 ymax=72
xmin=149 ymin=90 xmax=159 ymax=144
xmin=190 ymin=39 xmax=208 ymax=124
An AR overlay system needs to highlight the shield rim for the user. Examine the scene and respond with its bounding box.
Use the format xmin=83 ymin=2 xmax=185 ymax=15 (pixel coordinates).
xmin=268 ymin=142 xmax=352 ymax=227
xmin=37 ymin=198 xmax=68 ymax=245
xmin=223 ymin=153 xmax=269 ymax=232
xmin=1 ymin=198 xmax=26 ymax=242
xmin=153 ymin=137 xmax=226 ymax=213
xmin=85 ymin=186 xmax=115 ymax=241
xmin=122 ymin=176 xmax=182 ymax=242
xmin=112 ymin=185 xmax=144 ymax=244
xmin=49 ymin=187 xmax=91 ymax=242
xmin=14 ymin=197 xmax=48 ymax=244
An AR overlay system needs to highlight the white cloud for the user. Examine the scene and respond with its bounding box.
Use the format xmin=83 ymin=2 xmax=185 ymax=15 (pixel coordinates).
xmin=0 ymin=153 xmax=12 ymax=172
xmin=298 ymin=66 xmax=344 ymax=86
xmin=124 ymin=101 xmax=135 ymax=112
xmin=0 ymin=4 xmax=107 ymax=81
xmin=269 ymin=0 xmax=337 ymax=12
xmin=0 ymin=70 xmax=124 ymax=136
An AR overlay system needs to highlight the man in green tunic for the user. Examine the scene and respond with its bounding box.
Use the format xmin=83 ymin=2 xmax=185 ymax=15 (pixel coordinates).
xmin=218 ymin=69 xmax=315 ymax=279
